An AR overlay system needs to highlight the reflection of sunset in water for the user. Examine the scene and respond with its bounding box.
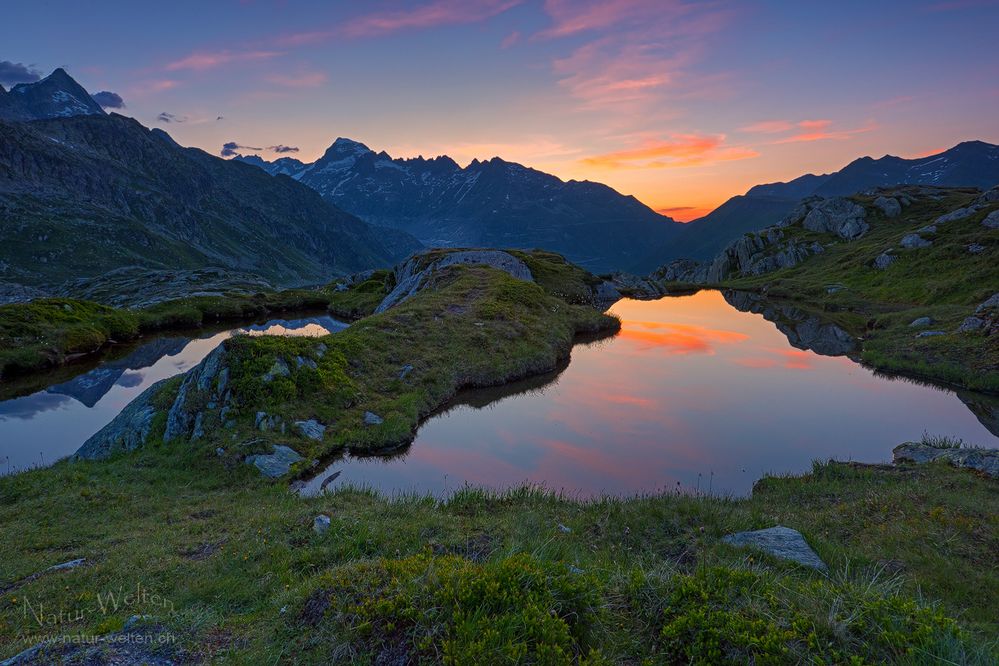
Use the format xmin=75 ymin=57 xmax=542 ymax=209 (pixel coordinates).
xmin=302 ymin=291 xmax=998 ymax=498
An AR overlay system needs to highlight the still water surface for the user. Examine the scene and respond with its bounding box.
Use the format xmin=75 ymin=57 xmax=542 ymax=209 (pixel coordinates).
xmin=1 ymin=293 xmax=995 ymax=496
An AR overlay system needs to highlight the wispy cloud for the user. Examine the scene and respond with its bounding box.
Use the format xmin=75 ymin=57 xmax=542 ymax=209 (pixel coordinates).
xmin=580 ymin=133 xmax=758 ymax=169
xmin=742 ymin=118 xmax=877 ymax=144
xmin=156 ymin=112 xmax=187 ymax=123
xmin=538 ymin=0 xmax=682 ymax=38
xmin=500 ymin=30 xmax=521 ymax=48
xmin=221 ymin=141 xmax=262 ymax=157
xmin=340 ymin=0 xmax=522 ymax=38
xmin=164 ymin=49 xmax=282 ymax=72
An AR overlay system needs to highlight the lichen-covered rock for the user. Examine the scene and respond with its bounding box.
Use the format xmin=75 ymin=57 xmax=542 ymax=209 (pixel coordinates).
xmin=874 ymin=196 xmax=901 ymax=218
xmin=294 ymin=419 xmax=327 ymax=441
xmin=802 ymin=198 xmax=869 ymax=239
xmin=722 ymin=526 xmax=827 ymax=571
xmin=982 ymin=210 xmax=999 ymax=229
xmin=164 ymin=345 xmax=231 ymax=443
xmin=873 ymin=251 xmax=897 ymax=270
xmin=893 ymin=442 xmax=999 ymax=478
xmin=958 ymin=316 xmax=986 ymax=333
xmin=900 ymin=233 xmax=931 ymax=249
xmin=376 ymin=250 xmax=534 ymax=313
xmin=262 ymin=357 xmax=291 ymax=382
xmin=245 ymin=445 xmax=303 ymax=478
xmin=75 ymin=379 xmax=170 ymax=460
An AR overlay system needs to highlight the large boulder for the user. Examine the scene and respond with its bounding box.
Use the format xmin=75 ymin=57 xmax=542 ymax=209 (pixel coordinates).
xmin=893 ymin=442 xmax=999 ymax=478
xmin=982 ymin=210 xmax=999 ymax=229
xmin=802 ymin=198 xmax=869 ymax=239
xmin=873 ymin=196 xmax=901 ymax=218
xmin=376 ymin=250 xmax=533 ymax=313
xmin=74 ymin=379 xmax=170 ymax=460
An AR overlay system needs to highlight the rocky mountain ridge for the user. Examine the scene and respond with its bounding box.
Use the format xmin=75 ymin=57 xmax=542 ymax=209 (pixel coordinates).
xmin=236 ymin=138 xmax=682 ymax=273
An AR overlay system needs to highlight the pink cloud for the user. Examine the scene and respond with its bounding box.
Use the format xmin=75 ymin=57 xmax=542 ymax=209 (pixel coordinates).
xmin=164 ymin=50 xmax=282 ymax=72
xmin=580 ymin=133 xmax=758 ymax=169
xmin=539 ymin=0 xmax=684 ymax=38
xmin=743 ymin=118 xmax=876 ymax=144
xmin=341 ymin=0 xmax=522 ymax=38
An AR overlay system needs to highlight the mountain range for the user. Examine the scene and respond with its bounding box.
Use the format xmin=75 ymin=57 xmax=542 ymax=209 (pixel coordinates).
xmin=0 ymin=71 xmax=420 ymax=296
xmin=236 ymin=139 xmax=683 ymax=273
xmin=654 ymin=140 xmax=999 ymax=263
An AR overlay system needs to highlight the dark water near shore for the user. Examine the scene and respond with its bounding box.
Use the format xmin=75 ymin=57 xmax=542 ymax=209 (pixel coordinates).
xmin=2 ymin=293 xmax=996 ymax=495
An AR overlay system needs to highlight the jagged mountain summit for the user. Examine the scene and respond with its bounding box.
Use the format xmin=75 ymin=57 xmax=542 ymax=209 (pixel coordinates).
xmin=648 ymin=140 xmax=999 ymax=265
xmin=236 ymin=138 xmax=682 ymax=273
xmin=0 ymin=68 xmax=105 ymax=121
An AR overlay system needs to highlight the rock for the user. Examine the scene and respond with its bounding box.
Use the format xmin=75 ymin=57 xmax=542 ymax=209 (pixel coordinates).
xmin=826 ymin=284 xmax=846 ymax=294
xmin=399 ymin=364 xmax=414 ymax=379
xmin=295 ymin=355 xmax=318 ymax=370
xmin=263 ymin=357 xmax=291 ymax=382
xmin=935 ymin=206 xmax=978 ymax=224
xmin=294 ymin=419 xmax=326 ymax=441
xmin=376 ymin=250 xmax=534 ymax=313
xmin=364 ymin=411 xmax=384 ymax=426
xmin=874 ymin=196 xmax=901 ymax=218
xmin=314 ymin=342 xmax=328 ymax=358
xmin=908 ymin=316 xmax=934 ymax=328
xmin=654 ymin=258 xmax=708 ymax=283
xmin=255 ymin=411 xmax=283 ymax=432
xmin=873 ymin=251 xmax=897 ymax=270
xmin=973 ymin=186 xmax=999 ymax=206
xmin=915 ymin=330 xmax=945 ymax=338
xmin=983 ymin=210 xmax=999 ymax=229
xmin=245 ymin=445 xmax=303 ymax=478
xmin=917 ymin=225 xmax=937 ymax=234
xmin=314 ymin=515 xmax=331 ymax=534
xmin=802 ymin=198 xmax=869 ymax=239
xmin=976 ymin=293 xmax=999 ymax=313
xmin=900 ymin=233 xmax=931 ymax=249
xmin=893 ymin=442 xmax=999 ymax=478
xmin=0 ymin=282 xmax=49 ymax=305
xmin=721 ymin=526 xmax=827 ymax=571
xmin=75 ymin=379 xmax=170 ymax=460
xmin=594 ymin=280 xmax=622 ymax=302
xmin=968 ymin=243 xmax=985 ymax=254
xmin=958 ymin=316 xmax=986 ymax=333
xmin=557 ymin=524 xmax=572 ymax=534
xmin=47 ymin=558 xmax=86 ymax=572
xmin=164 ymin=345 xmax=227 ymax=442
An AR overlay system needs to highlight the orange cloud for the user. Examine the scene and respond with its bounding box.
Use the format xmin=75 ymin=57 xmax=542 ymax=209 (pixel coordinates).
xmin=775 ymin=120 xmax=876 ymax=144
xmin=165 ymin=50 xmax=282 ymax=72
xmin=580 ymin=134 xmax=758 ymax=169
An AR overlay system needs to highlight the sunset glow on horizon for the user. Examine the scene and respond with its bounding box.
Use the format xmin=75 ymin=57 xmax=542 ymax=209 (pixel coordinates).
xmin=5 ymin=0 xmax=997 ymax=221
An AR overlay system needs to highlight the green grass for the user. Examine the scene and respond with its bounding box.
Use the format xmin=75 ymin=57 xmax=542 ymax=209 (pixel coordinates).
xmin=182 ymin=261 xmax=619 ymax=462
xmin=0 ymin=451 xmax=994 ymax=663
xmin=321 ymin=270 xmax=396 ymax=320
xmin=717 ymin=187 xmax=999 ymax=391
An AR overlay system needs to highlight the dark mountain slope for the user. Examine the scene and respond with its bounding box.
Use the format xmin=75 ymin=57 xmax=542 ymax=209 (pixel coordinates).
xmin=0 ymin=68 xmax=105 ymax=121
xmin=239 ymin=138 xmax=682 ymax=273
xmin=651 ymin=141 xmax=999 ymax=264
xmin=0 ymin=114 xmax=420 ymax=289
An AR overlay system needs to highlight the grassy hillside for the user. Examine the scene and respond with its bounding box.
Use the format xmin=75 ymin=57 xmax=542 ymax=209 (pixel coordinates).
xmin=719 ymin=187 xmax=999 ymax=391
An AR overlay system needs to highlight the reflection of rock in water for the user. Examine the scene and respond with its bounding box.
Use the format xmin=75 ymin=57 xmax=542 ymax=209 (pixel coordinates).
xmin=46 ymin=336 xmax=189 ymax=407
xmin=723 ymin=291 xmax=856 ymax=357
xmin=956 ymin=391 xmax=999 ymax=438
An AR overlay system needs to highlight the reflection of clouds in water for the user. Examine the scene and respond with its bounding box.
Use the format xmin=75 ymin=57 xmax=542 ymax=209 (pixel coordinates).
xmin=116 ymin=370 xmax=145 ymax=388
xmin=0 ymin=392 xmax=72 ymax=420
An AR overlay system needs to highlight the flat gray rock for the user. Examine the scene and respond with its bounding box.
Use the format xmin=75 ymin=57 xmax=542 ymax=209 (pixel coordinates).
xmin=294 ymin=419 xmax=326 ymax=441
xmin=916 ymin=330 xmax=946 ymax=338
xmin=364 ymin=411 xmax=384 ymax=426
xmin=722 ymin=526 xmax=827 ymax=571
xmin=245 ymin=445 xmax=303 ymax=478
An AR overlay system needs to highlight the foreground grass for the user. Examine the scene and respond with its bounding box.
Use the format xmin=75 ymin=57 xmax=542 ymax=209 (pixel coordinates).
xmin=0 ymin=451 xmax=995 ymax=663
xmin=718 ymin=187 xmax=999 ymax=392
xmin=0 ymin=290 xmax=331 ymax=379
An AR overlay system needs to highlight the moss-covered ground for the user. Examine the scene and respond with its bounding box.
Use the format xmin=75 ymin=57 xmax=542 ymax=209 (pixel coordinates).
xmin=715 ymin=187 xmax=999 ymax=392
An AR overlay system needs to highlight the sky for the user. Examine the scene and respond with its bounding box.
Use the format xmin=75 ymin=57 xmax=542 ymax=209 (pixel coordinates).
xmin=2 ymin=0 xmax=998 ymax=220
